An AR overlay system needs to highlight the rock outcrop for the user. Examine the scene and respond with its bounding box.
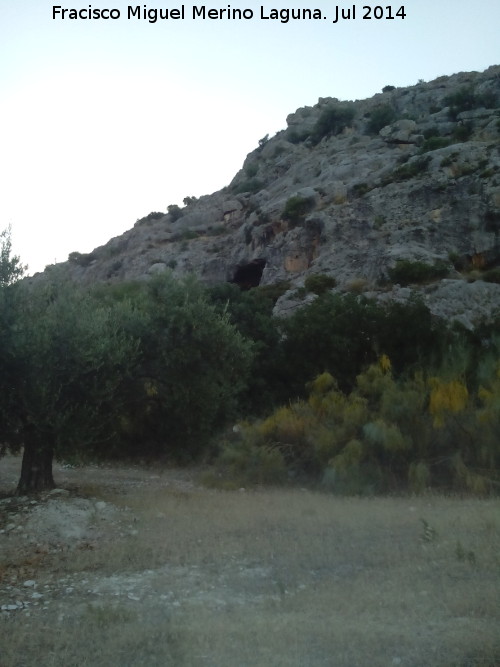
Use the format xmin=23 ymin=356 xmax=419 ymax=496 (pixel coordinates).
xmin=46 ymin=66 xmax=500 ymax=328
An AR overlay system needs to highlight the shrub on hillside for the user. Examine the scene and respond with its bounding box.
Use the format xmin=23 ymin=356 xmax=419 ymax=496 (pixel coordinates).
xmin=386 ymin=155 xmax=431 ymax=183
xmin=421 ymin=136 xmax=451 ymax=152
xmin=482 ymin=267 xmax=500 ymax=284
xmin=387 ymin=259 xmax=449 ymax=286
xmin=304 ymin=273 xmax=336 ymax=295
xmin=310 ymin=104 xmax=355 ymax=144
xmin=443 ymin=86 xmax=498 ymax=120
xmin=68 ymin=251 xmax=96 ymax=267
xmin=366 ymin=104 xmax=397 ymax=134
xmin=282 ymin=195 xmax=315 ymax=224
xmin=167 ymin=204 xmax=183 ymax=222
xmin=232 ymin=178 xmax=264 ymax=195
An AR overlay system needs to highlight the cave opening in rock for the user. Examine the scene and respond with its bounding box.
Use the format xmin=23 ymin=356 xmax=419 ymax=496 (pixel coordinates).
xmin=231 ymin=259 xmax=266 ymax=290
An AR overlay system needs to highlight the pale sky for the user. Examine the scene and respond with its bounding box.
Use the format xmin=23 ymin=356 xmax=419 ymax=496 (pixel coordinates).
xmin=1 ymin=0 xmax=499 ymax=274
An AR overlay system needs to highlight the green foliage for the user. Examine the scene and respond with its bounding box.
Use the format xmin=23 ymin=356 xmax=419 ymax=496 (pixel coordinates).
xmin=0 ymin=278 xmax=138 ymax=490
xmin=180 ymin=229 xmax=199 ymax=241
xmin=205 ymin=282 xmax=286 ymax=414
xmin=366 ymin=104 xmax=396 ymax=134
xmin=444 ymin=86 xmax=498 ymax=120
xmin=167 ymin=204 xmax=183 ymax=222
xmin=408 ymin=462 xmax=431 ymax=493
xmin=452 ymin=122 xmax=474 ymax=141
xmin=245 ymin=162 xmax=259 ymax=178
xmin=376 ymin=298 xmax=450 ymax=374
xmin=183 ymin=196 xmax=197 ymax=206
xmin=282 ymin=195 xmax=315 ymax=224
xmin=444 ymin=86 xmax=477 ymax=119
xmin=482 ymin=268 xmax=500 ymax=284
xmin=287 ymin=128 xmax=310 ymax=144
xmin=421 ymin=136 xmax=451 ymax=152
xmin=218 ymin=353 xmax=500 ymax=493
xmin=423 ymin=127 xmax=440 ymax=140
xmin=310 ymin=104 xmax=355 ymax=144
xmin=385 ymin=156 xmax=431 ymax=184
xmin=140 ymin=211 xmax=164 ymax=222
xmin=0 ymin=227 xmax=25 ymax=286
xmin=387 ymin=259 xmax=449 ymax=285
xmin=304 ymin=273 xmax=336 ymax=295
xmin=279 ymin=293 xmax=380 ymax=395
xmin=107 ymin=274 xmax=254 ymax=461
xmin=352 ymin=183 xmax=371 ymax=197
xmin=206 ymin=225 xmax=228 ymax=237
xmin=382 ymin=85 xmax=396 ymax=93
xmin=232 ymin=178 xmax=264 ymax=195
xmin=253 ymin=281 xmax=291 ymax=304
xmin=0 ymin=268 xmax=255 ymax=489
xmin=213 ymin=434 xmax=287 ymax=487
xmin=440 ymin=153 xmax=457 ymax=168
xmin=68 ymin=251 xmax=96 ymax=267
xmin=278 ymin=292 xmax=451 ymax=398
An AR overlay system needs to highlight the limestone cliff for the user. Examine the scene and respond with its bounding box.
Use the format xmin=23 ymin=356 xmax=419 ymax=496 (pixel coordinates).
xmin=53 ymin=65 xmax=500 ymax=328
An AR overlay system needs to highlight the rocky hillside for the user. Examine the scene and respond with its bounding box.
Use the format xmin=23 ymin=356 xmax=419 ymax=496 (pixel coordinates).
xmin=54 ymin=65 xmax=500 ymax=328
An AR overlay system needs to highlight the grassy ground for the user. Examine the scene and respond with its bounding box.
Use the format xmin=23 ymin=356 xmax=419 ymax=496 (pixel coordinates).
xmin=1 ymin=458 xmax=499 ymax=666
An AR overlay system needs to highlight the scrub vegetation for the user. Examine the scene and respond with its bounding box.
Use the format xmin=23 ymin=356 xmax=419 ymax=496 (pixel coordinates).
xmin=1 ymin=228 xmax=500 ymax=496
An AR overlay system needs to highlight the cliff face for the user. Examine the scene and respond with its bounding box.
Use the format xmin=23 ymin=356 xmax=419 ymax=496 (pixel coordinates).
xmin=56 ymin=65 xmax=500 ymax=328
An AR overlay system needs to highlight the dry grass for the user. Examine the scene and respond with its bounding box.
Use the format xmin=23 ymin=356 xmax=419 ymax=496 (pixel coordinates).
xmin=1 ymin=460 xmax=499 ymax=666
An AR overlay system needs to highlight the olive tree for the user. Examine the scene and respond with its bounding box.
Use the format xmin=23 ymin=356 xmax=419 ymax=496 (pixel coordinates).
xmin=102 ymin=274 xmax=254 ymax=461
xmin=0 ymin=227 xmax=26 ymax=459
xmin=2 ymin=274 xmax=138 ymax=494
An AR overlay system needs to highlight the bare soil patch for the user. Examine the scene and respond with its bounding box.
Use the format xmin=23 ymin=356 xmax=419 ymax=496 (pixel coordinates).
xmin=1 ymin=454 xmax=499 ymax=667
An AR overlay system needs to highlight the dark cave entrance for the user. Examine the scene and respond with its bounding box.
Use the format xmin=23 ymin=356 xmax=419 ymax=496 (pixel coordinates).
xmin=231 ymin=259 xmax=266 ymax=290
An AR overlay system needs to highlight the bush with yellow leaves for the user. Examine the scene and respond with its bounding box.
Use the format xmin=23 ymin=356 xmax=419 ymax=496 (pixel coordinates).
xmin=214 ymin=357 xmax=500 ymax=494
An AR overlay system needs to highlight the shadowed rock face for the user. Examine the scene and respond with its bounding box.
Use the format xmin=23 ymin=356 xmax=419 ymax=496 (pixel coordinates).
xmin=41 ymin=65 xmax=500 ymax=328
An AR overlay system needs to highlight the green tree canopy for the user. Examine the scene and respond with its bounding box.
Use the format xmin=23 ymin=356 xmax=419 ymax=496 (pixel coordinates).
xmin=2 ymin=275 xmax=138 ymax=493
xmin=0 ymin=226 xmax=25 ymax=286
xmin=94 ymin=274 xmax=254 ymax=461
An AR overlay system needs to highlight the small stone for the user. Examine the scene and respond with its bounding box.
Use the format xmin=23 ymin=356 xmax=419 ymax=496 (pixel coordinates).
xmin=95 ymin=501 xmax=107 ymax=511
xmin=31 ymin=592 xmax=43 ymax=599
xmin=23 ymin=580 xmax=36 ymax=588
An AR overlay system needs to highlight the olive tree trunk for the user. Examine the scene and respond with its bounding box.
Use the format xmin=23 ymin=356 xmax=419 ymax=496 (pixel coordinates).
xmin=16 ymin=441 xmax=55 ymax=495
